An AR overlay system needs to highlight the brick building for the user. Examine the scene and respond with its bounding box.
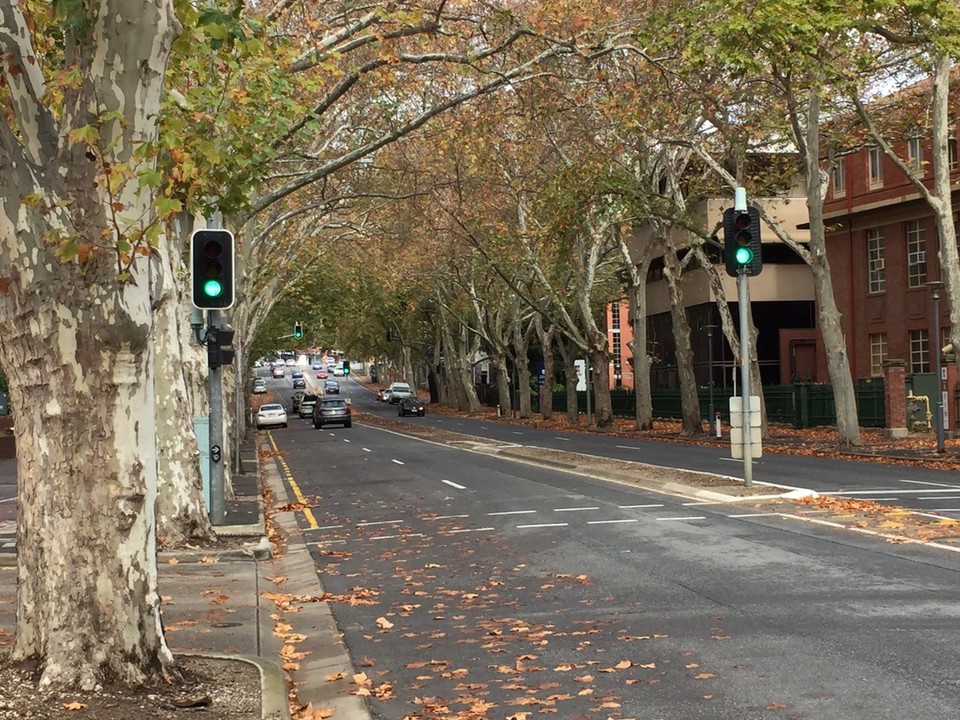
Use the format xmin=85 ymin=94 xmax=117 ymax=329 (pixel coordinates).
xmin=821 ymin=109 xmax=960 ymax=381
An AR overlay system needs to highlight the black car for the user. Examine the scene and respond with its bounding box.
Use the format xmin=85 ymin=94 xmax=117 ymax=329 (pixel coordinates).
xmin=324 ymin=379 xmax=340 ymax=394
xmin=397 ymin=396 xmax=425 ymax=417
xmin=313 ymin=398 xmax=352 ymax=428
xmin=292 ymin=377 xmax=306 ymax=389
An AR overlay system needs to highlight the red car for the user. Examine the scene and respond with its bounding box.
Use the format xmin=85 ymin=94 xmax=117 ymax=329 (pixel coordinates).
xmin=317 ymin=369 xmax=328 ymax=379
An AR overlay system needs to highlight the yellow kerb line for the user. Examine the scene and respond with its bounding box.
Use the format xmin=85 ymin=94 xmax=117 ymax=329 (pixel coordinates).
xmin=267 ymin=432 xmax=318 ymax=529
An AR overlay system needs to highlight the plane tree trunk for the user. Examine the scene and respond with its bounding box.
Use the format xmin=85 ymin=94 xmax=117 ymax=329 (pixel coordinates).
xmin=0 ymin=0 xmax=180 ymax=688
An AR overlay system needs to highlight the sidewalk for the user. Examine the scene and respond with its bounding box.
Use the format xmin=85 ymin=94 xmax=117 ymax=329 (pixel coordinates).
xmin=0 ymin=440 xmax=370 ymax=720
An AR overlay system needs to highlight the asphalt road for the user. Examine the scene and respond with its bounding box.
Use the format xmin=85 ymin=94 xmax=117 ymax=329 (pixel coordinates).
xmin=266 ymin=376 xmax=960 ymax=720
xmin=326 ymin=376 xmax=960 ymax=523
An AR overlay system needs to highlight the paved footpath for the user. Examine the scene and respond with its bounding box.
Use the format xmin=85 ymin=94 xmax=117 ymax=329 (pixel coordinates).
xmin=0 ymin=442 xmax=371 ymax=720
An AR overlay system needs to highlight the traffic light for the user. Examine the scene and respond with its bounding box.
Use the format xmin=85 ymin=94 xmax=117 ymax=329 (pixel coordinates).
xmin=206 ymin=326 xmax=236 ymax=369
xmin=293 ymin=321 xmax=303 ymax=339
xmin=342 ymin=360 xmax=350 ymax=375
xmin=723 ymin=206 xmax=762 ymax=277
xmin=190 ymin=229 xmax=235 ymax=309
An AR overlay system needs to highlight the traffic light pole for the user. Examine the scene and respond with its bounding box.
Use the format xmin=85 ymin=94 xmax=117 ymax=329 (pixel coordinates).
xmin=735 ymin=188 xmax=753 ymax=487
xmin=207 ymin=309 xmax=226 ymax=525
xmin=738 ymin=271 xmax=753 ymax=487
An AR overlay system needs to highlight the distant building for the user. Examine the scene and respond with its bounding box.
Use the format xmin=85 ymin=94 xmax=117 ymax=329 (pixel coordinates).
xmin=611 ymin=195 xmax=815 ymax=391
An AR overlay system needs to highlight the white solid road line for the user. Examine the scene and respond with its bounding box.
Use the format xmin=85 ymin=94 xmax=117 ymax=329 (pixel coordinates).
xmin=442 ymin=479 xmax=467 ymax=490
xmin=824 ymin=488 xmax=960 ymax=496
xmin=488 ymin=510 xmax=536 ymax=516
xmin=517 ymin=522 xmax=568 ymax=529
xmin=900 ymin=479 xmax=960 ymax=488
xmin=554 ymin=506 xmax=600 ymax=512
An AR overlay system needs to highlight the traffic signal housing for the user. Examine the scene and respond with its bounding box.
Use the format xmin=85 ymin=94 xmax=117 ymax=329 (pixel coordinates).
xmin=206 ymin=326 xmax=236 ymax=369
xmin=342 ymin=360 xmax=350 ymax=376
xmin=293 ymin=322 xmax=303 ymax=339
xmin=190 ymin=229 xmax=235 ymax=309
xmin=723 ymin=207 xmax=762 ymax=277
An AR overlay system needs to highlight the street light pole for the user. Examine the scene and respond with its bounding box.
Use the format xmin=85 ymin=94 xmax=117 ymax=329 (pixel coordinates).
xmin=929 ymin=281 xmax=945 ymax=453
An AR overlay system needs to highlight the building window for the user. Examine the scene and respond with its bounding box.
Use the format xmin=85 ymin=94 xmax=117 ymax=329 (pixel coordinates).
xmin=869 ymin=146 xmax=883 ymax=187
xmin=906 ymin=136 xmax=923 ymax=173
xmin=832 ymin=158 xmax=846 ymax=198
xmin=910 ymin=329 xmax=930 ymax=374
xmin=869 ymin=333 xmax=887 ymax=377
xmin=867 ymin=228 xmax=885 ymax=293
xmin=906 ymin=221 xmax=926 ymax=287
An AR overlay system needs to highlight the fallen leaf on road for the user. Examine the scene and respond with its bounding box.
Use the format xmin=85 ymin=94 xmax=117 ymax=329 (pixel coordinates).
xmin=63 ymin=702 xmax=87 ymax=710
xmin=376 ymin=617 xmax=394 ymax=629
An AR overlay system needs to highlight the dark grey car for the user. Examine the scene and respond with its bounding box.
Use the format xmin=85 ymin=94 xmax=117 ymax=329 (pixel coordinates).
xmin=313 ymin=398 xmax=352 ymax=429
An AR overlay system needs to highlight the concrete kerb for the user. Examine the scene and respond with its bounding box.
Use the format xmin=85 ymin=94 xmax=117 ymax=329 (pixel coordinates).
xmin=258 ymin=437 xmax=371 ymax=720
xmin=186 ymin=653 xmax=289 ymax=720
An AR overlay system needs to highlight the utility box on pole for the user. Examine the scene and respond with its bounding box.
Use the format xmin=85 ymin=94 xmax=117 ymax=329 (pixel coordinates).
xmin=729 ymin=395 xmax=762 ymax=459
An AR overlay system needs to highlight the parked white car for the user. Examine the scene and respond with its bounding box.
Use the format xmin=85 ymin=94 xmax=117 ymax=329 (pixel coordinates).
xmin=256 ymin=403 xmax=287 ymax=429
xmin=387 ymin=382 xmax=412 ymax=404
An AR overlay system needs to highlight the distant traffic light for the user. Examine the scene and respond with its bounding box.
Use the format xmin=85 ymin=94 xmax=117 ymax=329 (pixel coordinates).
xmin=342 ymin=360 xmax=350 ymax=375
xmin=190 ymin=229 xmax=235 ymax=309
xmin=293 ymin=321 xmax=303 ymax=339
xmin=723 ymin=207 xmax=762 ymax=277
xmin=206 ymin=326 xmax=236 ymax=369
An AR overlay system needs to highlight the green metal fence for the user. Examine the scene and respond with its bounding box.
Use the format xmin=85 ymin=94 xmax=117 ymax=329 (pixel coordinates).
xmin=550 ymin=379 xmax=887 ymax=429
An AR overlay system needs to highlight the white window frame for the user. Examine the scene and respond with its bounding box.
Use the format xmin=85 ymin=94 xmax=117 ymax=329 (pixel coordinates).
xmin=869 ymin=146 xmax=883 ymax=188
xmin=906 ymin=221 xmax=926 ymax=288
xmin=906 ymin=136 xmax=923 ymax=173
xmin=869 ymin=333 xmax=887 ymax=377
xmin=867 ymin=228 xmax=885 ymax=294
xmin=832 ymin=158 xmax=846 ymax=198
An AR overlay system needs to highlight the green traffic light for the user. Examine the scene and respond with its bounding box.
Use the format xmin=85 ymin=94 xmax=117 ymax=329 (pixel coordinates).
xmin=735 ymin=246 xmax=753 ymax=265
xmin=203 ymin=279 xmax=224 ymax=298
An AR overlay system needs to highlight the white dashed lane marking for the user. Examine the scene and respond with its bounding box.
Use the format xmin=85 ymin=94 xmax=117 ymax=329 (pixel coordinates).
xmin=391 ymin=459 xmax=404 ymax=465
xmin=488 ymin=510 xmax=536 ymax=516
xmin=446 ymin=527 xmax=495 ymax=534
xmin=554 ymin=506 xmax=600 ymax=513
xmin=357 ymin=520 xmax=405 ymax=527
xmin=657 ymin=516 xmax=706 ymax=522
xmin=441 ymin=480 xmax=467 ymax=490
xmin=516 ymin=523 xmax=568 ymax=529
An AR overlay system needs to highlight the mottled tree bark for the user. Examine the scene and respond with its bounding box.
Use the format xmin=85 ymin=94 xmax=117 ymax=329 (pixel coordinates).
xmin=0 ymin=0 xmax=180 ymax=688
